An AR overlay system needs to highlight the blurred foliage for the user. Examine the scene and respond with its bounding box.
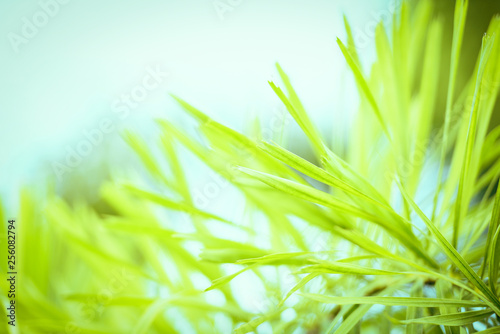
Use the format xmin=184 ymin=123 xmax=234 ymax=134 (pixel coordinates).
xmin=418 ymin=0 xmax=500 ymax=130
xmin=2 ymin=0 xmax=500 ymax=333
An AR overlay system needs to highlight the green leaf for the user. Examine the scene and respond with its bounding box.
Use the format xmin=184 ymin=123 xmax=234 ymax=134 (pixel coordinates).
xmin=489 ymin=224 xmax=500 ymax=296
xmin=453 ymin=33 xmax=495 ymax=247
xmin=434 ymin=0 xmax=469 ymax=221
xmin=237 ymin=167 xmax=374 ymax=223
xmin=298 ymin=261 xmax=402 ymax=276
xmin=342 ymin=15 xmax=361 ymax=68
xmin=132 ymin=299 xmax=172 ymax=334
xmin=436 ymin=279 xmax=460 ymax=334
xmin=234 ymin=309 xmax=282 ymax=334
xmin=337 ymin=38 xmax=390 ymax=138
xmin=406 ymin=280 xmax=423 ymax=334
xmin=238 ymin=166 xmax=436 ymax=267
xmin=278 ymin=273 xmax=320 ymax=307
xmin=205 ymin=264 xmax=258 ymax=291
xmin=396 ymin=179 xmax=500 ymax=314
xmin=485 ymin=177 xmax=500 ymax=293
xmin=260 ymin=142 xmax=388 ymax=209
xmin=331 ymin=281 xmax=407 ymax=334
xmin=200 ymin=248 xmax=269 ymax=263
xmin=300 ymin=294 xmax=487 ymax=308
xmin=268 ymin=78 xmax=326 ymax=157
xmin=400 ymin=309 xmax=493 ymax=326
xmin=235 ymin=251 xmax=329 ymax=266
xmin=123 ymin=131 xmax=171 ymax=187
xmin=124 ymin=185 xmax=232 ymax=224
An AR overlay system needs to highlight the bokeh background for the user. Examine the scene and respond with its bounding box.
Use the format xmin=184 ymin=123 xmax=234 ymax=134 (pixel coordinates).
xmin=1 ymin=0 xmax=399 ymax=211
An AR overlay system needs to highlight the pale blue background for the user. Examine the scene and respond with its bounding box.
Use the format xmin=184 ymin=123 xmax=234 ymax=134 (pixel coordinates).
xmin=0 ymin=0 xmax=391 ymax=208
